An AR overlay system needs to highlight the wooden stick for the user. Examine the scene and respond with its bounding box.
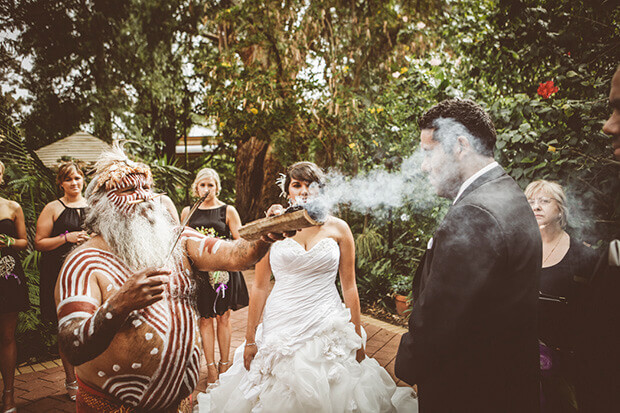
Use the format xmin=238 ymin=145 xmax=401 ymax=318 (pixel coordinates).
xmin=238 ymin=209 xmax=323 ymax=241
xmin=127 ymin=192 xmax=167 ymax=205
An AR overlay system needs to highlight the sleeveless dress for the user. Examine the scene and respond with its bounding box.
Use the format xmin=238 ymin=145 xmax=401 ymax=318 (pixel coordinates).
xmin=539 ymin=238 xmax=598 ymax=413
xmin=39 ymin=199 xmax=87 ymax=323
xmin=0 ymin=218 xmax=29 ymax=313
xmin=197 ymin=237 xmax=418 ymax=412
xmin=187 ymin=205 xmax=249 ymax=317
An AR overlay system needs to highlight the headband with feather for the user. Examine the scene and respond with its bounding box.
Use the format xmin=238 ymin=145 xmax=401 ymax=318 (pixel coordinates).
xmin=91 ymin=141 xmax=152 ymax=193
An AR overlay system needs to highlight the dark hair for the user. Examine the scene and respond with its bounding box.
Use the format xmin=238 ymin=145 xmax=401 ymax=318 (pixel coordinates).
xmin=284 ymin=162 xmax=325 ymax=195
xmin=56 ymin=161 xmax=85 ymax=190
xmin=419 ymin=98 xmax=496 ymax=156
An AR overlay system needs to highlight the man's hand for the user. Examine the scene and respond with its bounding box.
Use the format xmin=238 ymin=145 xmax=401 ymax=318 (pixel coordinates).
xmin=244 ymin=343 xmax=258 ymax=370
xmin=111 ymin=267 xmax=171 ymax=315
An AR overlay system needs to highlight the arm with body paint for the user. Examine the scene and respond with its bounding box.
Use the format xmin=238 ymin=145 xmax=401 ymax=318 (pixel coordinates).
xmin=55 ymin=249 xmax=171 ymax=366
xmin=185 ymin=228 xmax=274 ymax=272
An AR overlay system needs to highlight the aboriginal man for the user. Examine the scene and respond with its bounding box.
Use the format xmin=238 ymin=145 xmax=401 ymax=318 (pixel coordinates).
xmin=54 ymin=144 xmax=287 ymax=412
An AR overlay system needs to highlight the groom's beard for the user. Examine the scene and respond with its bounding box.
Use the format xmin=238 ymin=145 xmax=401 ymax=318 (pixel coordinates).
xmin=88 ymin=193 xmax=178 ymax=271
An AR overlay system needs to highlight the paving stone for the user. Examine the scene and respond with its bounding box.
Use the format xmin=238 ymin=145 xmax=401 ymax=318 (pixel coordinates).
xmin=17 ymin=365 xmax=34 ymax=374
xmin=31 ymin=363 xmax=47 ymax=372
xmin=41 ymin=360 xmax=58 ymax=369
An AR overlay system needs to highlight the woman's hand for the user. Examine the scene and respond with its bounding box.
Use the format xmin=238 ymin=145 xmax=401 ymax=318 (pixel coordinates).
xmin=0 ymin=234 xmax=14 ymax=248
xmin=66 ymin=230 xmax=89 ymax=244
xmin=244 ymin=343 xmax=258 ymax=370
xmin=355 ymin=347 xmax=365 ymax=363
xmin=265 ymin=204 xmax=285 ymax=217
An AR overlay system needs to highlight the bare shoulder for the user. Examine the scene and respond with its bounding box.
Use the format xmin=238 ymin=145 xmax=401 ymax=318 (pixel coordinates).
xmin=323 ymin=216 xmax=352 ymax=242
xmin=6 ymin=199 xmax=21 ymax=212
xmin=0 ymin=198 xmax=21 ymax=219
xmin=225 ymin=204 xmax=239 ymax=214
xmin=43 ymin=199 xmax=64 ymax=215
xmin=325 ymin=216 xmax=350 ymax=232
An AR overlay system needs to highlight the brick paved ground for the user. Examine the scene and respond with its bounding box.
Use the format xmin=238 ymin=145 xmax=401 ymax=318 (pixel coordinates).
xmin=2 ymin=270 xmax=408 ymax=412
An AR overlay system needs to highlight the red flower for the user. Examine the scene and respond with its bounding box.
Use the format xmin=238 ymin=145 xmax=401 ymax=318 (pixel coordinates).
xmin=537 ymin=81 xmax=558 ymax=99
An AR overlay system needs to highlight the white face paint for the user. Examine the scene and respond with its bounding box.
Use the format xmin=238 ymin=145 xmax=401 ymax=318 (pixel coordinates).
xmin=106 ymin=174 xmax=153 ymax=214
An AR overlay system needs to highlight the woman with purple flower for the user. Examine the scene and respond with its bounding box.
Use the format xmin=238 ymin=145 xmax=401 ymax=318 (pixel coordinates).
xmin=0 ymin=160 xmax=29 ymax=413
xmin=181 ymin=168 xmax=249 ymax=384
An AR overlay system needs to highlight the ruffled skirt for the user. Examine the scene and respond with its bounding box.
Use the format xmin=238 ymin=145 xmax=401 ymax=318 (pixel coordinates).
xmin=196 ymin=306 xmax=417 ymax=412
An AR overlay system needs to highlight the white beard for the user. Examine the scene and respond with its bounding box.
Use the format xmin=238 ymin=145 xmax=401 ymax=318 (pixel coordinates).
xmin=88 ymin=193 xmax=179 ymax=271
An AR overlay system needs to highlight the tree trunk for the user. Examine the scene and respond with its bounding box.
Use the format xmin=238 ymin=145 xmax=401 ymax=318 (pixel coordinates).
xmin=235 ymin=137 xmax=283 ymax=223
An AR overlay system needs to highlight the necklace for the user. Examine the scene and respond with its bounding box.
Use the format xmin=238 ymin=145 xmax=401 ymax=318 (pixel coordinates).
xmin=543 ymin=232 xmax=565 ymax=266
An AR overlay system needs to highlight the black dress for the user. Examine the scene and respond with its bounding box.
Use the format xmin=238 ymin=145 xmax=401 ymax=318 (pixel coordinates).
xmin=0 ymin=218 xmax=29 ymax=314
xmin=39 ymin=200 xmax=87 ymax=323
xmin=539 ymin=237 xmax=598 ymax=413
xmin=187 ymin=205 xmax=249 ymax=318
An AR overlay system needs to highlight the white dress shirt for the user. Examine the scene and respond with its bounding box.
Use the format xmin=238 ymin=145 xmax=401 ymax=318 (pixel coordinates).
xmin=453 ymin=161 xmax=500 ymax=205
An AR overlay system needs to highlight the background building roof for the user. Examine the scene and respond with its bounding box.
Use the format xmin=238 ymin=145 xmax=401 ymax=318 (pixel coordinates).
xmin=34 ymin=131 xmax=111 ymax=168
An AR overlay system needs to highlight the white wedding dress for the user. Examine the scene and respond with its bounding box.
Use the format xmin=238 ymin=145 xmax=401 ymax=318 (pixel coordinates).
xmin=196 ymin=237 xmax=417 ymax=412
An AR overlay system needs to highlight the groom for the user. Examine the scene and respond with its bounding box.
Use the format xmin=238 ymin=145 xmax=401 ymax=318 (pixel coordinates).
xmin=395 ymin=99 xmax=541 ymax=412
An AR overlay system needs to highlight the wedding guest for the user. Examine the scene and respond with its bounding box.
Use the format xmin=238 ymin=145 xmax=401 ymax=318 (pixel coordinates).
xmin=0 ymin=161 xmax=29 ymax=413
xmin=34 ymin=161 xmax=88 ymax=400
xmin=526 ymin=180 xmax=598 ymax=412
xmin=603 ymin=64 xmax=620 ymax=160
xmin=577 ymin=63 xmax=620 ymax=412
xmin=181 ymin=168 xmax=248 ymax=383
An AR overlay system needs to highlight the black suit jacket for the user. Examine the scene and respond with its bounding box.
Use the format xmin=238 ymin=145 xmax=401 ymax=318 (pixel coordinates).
xmin=396 ymin=166 xmax=541 ymax=413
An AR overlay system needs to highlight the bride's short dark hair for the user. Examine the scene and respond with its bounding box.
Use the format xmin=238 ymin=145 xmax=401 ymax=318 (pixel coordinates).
xmin=284 ymin=162 xmax=325 ymax=195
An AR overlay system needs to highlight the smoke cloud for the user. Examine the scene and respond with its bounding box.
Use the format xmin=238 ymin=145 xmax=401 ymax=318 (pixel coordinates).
xmin=292 ymin=150 xmax=443 ymax=222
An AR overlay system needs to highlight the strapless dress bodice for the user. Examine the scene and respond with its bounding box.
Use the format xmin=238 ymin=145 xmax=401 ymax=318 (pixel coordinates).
xmin=263 ymin=237 xmax=342 ymax=338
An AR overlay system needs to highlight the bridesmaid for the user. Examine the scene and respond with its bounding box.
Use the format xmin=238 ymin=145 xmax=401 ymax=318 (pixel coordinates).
xmin=0 ymin=161 xmax=29 ymax=413
xmin=181 ymin=168 xmax=249 ymax=384
xmin=34 ymin=161 xmax=88 ymax=401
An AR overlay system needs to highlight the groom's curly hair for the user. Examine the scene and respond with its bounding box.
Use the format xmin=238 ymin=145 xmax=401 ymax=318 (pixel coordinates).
xmin=419 ymin=98 xmax=496 ymax=157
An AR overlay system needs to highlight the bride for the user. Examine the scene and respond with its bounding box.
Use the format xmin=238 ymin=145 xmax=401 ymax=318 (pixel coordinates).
xmin=197 ymin=162 xmax=417 ymax=412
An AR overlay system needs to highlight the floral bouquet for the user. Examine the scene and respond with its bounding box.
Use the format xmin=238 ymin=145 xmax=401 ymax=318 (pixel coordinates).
xmin=194 ymin=227 xmax=229 ymax=301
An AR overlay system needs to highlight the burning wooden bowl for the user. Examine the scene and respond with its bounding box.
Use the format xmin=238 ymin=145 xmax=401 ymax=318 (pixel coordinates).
xmin=238 ymin=208 xmax=324 ymax=241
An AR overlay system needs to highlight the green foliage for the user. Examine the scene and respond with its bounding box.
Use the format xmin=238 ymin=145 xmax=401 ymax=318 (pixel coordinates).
xmin=2 ymin=0 xmax=206 ymax=158
xmin=2 ymin=0 xmax=618 ymax=317
xmin=354 ymin=223 xmax=385 ymax=263
xmin=392 ymin=275 xmax=413 ymax=296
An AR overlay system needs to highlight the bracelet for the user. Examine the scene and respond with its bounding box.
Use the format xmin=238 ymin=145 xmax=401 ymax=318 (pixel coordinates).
xmin=245 ymin=342 xmax=257 ymax=347
xmin=62 ymin=231 xmax=69 ymax=243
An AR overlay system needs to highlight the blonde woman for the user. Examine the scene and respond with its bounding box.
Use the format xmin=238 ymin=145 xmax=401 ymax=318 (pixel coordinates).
xmin=525 ymin=180 xmax=598 ymax=413
xmin=181 ymin=168 xmax=248 ymax=384
xmin=0 ymin=161 xmax=29 ymax=413
xmin=35 ymin=161 xmax=88 ymax=400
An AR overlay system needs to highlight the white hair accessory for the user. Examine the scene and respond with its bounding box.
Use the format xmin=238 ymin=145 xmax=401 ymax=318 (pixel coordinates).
xmin=275 ymin=173 xmax=287 ymax=198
